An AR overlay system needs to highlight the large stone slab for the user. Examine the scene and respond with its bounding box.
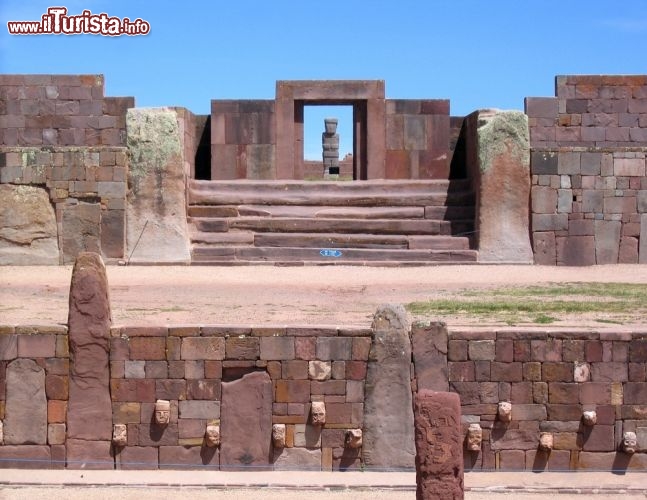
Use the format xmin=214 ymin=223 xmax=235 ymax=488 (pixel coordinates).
xmin=471 ymin=110 xmax=533 ymax=263
xmin=220 ymin=371 xmax=273 ymax=470
xmin=272 ymin=447 xmax=322 ymax=470
xmin=126 ymin=108 xmax=190 ymax=264
xmin=4 ymin=358 xmax=47 ymax=445
xmin=0 ymin=446 xmax=51 ymax=469
xmin=413 ymin=390 xmax=464 ymax=500
xmin=363 ymin=304 xmax=416 ymax=469
xmin=66 ymin=439 xmax=114 ymax=470
xmin=411 ymin=321 xmax=449 ymax=391
xmin=67 ymin=252 xmax=112 ymax=442
xmin=61 ymin=203 xmax=101 ymax=264
xmin=0 ymin=184 xmax=59 ymax=265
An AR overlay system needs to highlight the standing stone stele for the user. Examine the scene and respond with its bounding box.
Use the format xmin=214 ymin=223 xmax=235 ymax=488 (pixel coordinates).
xmin=322 ymin=118 xmax=340 ymax=176
xmin=4 ymin=359 xmax=47 ymax=445
xmin=413 ymin=390 xmax=464 ymax=500
xmin=66 ymin=252 xmax=113 ymax=469
xmin=362 ymin=304 xmax=415 ymax=469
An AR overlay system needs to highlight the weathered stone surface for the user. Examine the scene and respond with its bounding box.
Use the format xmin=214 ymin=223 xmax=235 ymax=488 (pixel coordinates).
xmin=159 ymin=445 xmax=219 ymax=470
xmin=473 ymin=110 xmax=533 ymax=263
xmin=67 ymin=252 xmax=112 ymax=442
xmin=4 ymin=358 xmax=47 ymax=444
xmin=0 ymin=184 xmax=59 ymax=265
xmin=66 ymin=439 xmax=113 ymax=469
xmin=595 ymin=220 xmax=621 ymax=264
xmin=220 ymin=371 xmax=272 ymax=470
xmin=272 ymin=447 xmax=322 ymax=470
xmin=61 ymin=203 xmax=101 ymax=264
xmin=413 ymin=390 xmax=464 ymax=500
xmin=0 ymin=445 xmax=51 ymax=469
xmin=363 ymin=304 xmax=415 ymax=469
xmin=126 ymin=108 xmax=190 ymax=264
xmin=411 ymin=322 xmax=448 ymax=391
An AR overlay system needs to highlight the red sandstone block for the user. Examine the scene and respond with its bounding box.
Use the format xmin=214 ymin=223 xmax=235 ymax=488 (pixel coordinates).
xmin=282 ymin=360 xmax=308 ymax=380
xmin=116 ymin=446 xmax=158 ymax=470
xmin=523 ymin=362 xmax=542 ymax=381
xmin=513 ymin=340 xmax=531 ymax=361
xmin=311 ymin=380 xmax=346 ymax=395
xmin=295 ymin=337 xmax=316 ymax=360
xmin=629 ymin=363 xmax=646 ymax=382
xmin=159 ymin=445 xmax=219 ymax=470
xmin=542 ymin=362 xmax=573 ymax=382
xmin=448 ymin=340 xmax=468 ymax=361
xmin=275 ymin=380 xmax=310 ymax=403
xmin=345 ymin=361 xmax=367 ymax=380
xmin=585 ymin=341 xmax=603 ymax=362
xmin=137 ymin=424 xmax=179 ymax=447
xmin=110 ymin=338 xmax=129 ymax=361
xmin=351 ymin=337 xmax=371 ymax=360
xmin=495 ymin=340 xmax=514 ymax=362
xmin=156 ymin=379 xmax=187 ymax=400
xmin=581 ymin=425 xmax=615 ymax=451
xmin=165 ymin=337 xmax=181 ymax=361
xmin=129 ymin=337 xmax=166 ymax=360
xmin=562 ymin=340 xmax=585 ymax=362
xmin=624 ymin=382 xmax=647 ymax=404
xmin=225 ymin=337 xmax=259 ymax=360
xmin=48 ymin=400 xmax=67 ymax=423
xmin=186 ymin=379 xmax=220 ymax=400
xmin=0 ymin=446 xmax=51 ymax=469
xmin=549 ymin=382 xmax=580 ymax=404
xmin=286 ymin=326 xmax=338 ymax=337
xmin=450 ymin=381 xmax=479 ymax=404
xmin=123 ymin=327 xmax=168 ymax=337
xmin=204 ymin=360 xmax=222 ymax=379
xmin=181 ymin=337 xmax=225 ymax=360
xmin=490 ymin=362 xmax=523 ymax=382
xmin=511 ymin=382 xmax=533 ymax=404
xmin=45 ymin=374 xmax=69 ymax=400
xmin=325 ymin=403 xmax=353 ymax=424
xmin=579 ymin=383 xmax=612 ymax=405
xmin=16 ymin=334 xmax=55 ymax=358
xmin=448 ymin=361 xmax=475 ymax=382
xmin=260 ymin=337 xmax=294 ymax=360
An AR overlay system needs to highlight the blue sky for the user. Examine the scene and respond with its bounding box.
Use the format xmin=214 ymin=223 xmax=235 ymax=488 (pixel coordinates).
xmin=2 ymin=0 xmax=647 ymax=158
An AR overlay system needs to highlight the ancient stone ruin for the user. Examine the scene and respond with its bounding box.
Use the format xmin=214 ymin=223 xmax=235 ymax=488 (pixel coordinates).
xmin=322 ymin=117 xmax=340 ymax=176
xmin=2 ymin=74 xmax=647 ymax=266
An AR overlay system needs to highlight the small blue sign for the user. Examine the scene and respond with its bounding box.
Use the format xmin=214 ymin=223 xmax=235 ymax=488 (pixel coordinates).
xmin=320 ymin=249 xmax=342 ymax=258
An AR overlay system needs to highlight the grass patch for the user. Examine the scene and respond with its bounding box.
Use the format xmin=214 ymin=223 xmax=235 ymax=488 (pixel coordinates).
xmin=406 ymin=282 xmax=647 ymax=325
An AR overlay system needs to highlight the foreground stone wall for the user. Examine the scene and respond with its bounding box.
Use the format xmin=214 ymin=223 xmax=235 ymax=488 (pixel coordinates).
xmin=526 ymin=75 xmax=647 ymax=265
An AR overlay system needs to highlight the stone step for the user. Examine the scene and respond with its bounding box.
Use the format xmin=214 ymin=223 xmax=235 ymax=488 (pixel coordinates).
xmin=189 ymin=180 xmax=474 ymax=207
xmin=191 ymin=217 xmax=474 ymax=236
xmin=252 ymin=233 xmax=408 ymax=249
xmin=191 ymin=246 xmax=478 ymax=263
xmin=188 ymin=205 xmax=429 ymax=219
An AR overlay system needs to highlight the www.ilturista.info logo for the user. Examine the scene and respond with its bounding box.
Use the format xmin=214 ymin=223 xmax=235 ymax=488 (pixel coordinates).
xmin=7 ymin=7 xmax=150 ymax=36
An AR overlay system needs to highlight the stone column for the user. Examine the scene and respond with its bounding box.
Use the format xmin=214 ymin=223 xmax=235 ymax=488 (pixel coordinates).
xmin=362 ymin=304 xmax=415 ymax=469
xmin=413 ymin=390 xmax=464 ymax=500
xmin=322 ymin=118 xmax=340 ymax=176
xmin=66 ymin=252 xmax=113 ymax=469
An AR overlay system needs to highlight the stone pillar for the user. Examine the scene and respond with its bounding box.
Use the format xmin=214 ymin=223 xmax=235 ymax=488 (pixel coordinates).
xmin=322 ymin=118 xmax=340 ymax=176
xmin=413 ymin=390 xmax=464 ymax=500
xmin=411 ymin=321 xmax=449 ymax=392
xmin=66 ymin=252 xmax=113 ymax=469
xmin=362 ymin=304 xmax=415 ymax=469
xmin=467 ymin=110 xmax=533 ymax=263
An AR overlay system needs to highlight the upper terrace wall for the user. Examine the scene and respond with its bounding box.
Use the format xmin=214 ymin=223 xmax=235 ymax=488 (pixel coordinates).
xmin=526 ymin=76 xmax=647 ymax=265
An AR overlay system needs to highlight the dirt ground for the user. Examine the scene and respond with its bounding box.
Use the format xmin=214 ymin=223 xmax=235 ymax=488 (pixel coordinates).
xmin=2 ymin=264 xmax=647 ymax=328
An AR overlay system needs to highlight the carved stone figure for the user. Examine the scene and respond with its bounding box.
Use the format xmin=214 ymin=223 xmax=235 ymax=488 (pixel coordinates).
xmin=322 ymin=118 xmax=340 ymax=175
xmin=467 ymin=423 xmax=482 ymax=451
xmin=497 ymin=401 xmax=512 ymax=423
xmin=310 ymin=401 xmax=326 ymax=426
xmin=112 ymin=424 xmax=127 ymax=447
xmin=623 ymin=431 xmax=637 ymax=454
xmin=582 ymin=410 xmax=597 ymax=426
xmin=272 ymin=424 xmax=286 ymax=448
xmin=345 ymin=429 xmax=363 ymax=449
xmin=539 ymin=432 xmax=553 ymax=451
xmin=154 ymin=399 xmax=171 ymax=426
xmin=205 ymin=424 xmax=220 ymax=448
xmin=0 ymin=420 xmax=3 ymax=445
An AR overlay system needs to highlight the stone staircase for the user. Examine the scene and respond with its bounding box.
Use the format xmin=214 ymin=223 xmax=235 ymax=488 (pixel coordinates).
xmin=188 ymin=179 xmax=477 ymax=265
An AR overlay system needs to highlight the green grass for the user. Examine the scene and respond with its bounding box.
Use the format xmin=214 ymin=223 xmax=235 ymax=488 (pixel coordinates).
xmin=406 ymin=282 xmax=647 ymax=325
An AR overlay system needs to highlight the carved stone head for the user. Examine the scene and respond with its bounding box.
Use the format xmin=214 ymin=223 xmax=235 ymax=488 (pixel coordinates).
xmin=205 ymin=424 xmax=220 ymax=448
xmin=498 ymin=401 xmax=512 ymax=423
xmin=582 ymin=410 xmax=597 ymax=426
xmin=623 ymin=431 xmax=637 ymax=454
xmin=345 ymin=429 xmax=363 ymax=449
xmin=112 ymin=424 xmax=127 ymax=447
xmin=539 ymin=432 xmax=553 ymax=451
xmin=467 ymin=423 xmax=483 ymax=452
xmin=310 ymin=401 xmax=326 ymax=426
xmin=154 ymin=399 xmax=171 ymax=426
xmin=324 ymin=118 xmax=338 ymax=135
xmin=272 ymin=424 xmax=286 ymax=448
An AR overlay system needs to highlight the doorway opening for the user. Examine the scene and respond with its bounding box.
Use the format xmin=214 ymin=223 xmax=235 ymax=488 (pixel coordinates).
xmin=303 ymin=105 xmax=353 ymax=180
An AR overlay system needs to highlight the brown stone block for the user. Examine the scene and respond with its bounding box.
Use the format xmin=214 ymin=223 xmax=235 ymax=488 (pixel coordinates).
xmin=345 ymin=361 xmax=367 ymax=380
xmin=225 ymin=337 xmax=259 ymax=360
xmin=448 ymin=340 xmax=468 ymax=361
xmin=324 ymin=402 xmax=353 ymax=424
xmin=510 ymin=382 xmax=533 ymax=404
xmin=624 ymin=382 xmax=647 ymax=404
xmin=159 ymin=445 xmax=219 ymax=470
xmin=66 ymin=439 xmax=113 ymax=469
xmin=490 ymin=362 xmax=523 ymax=382
xmin=294 ymin=337 xmax=316 ymax=360
xmin=275 ymin=380 xmax=310 ymax=403
xmin=203 ymin=361 xmax=222 ymax=379
xmin=579 ymin=425 xmax=615 ymax=451
xmin=155 ymin=379 xmax=186 ymax=400
xmin=282 ymin=360 xmax=308 ymax=380
xmin=549 ymin=382 xmax=580 ymax=404
xmin=16 ymin=334 xmax=56 ymax=358
xmin=45 ymin=374 xmax=69 ymax=400
xmin=585 ymin=341 xmax=603 ymax=362
xmin=629 ymin=363 xmax=646 ymax=382
xmin=186 ymin=379 xmax=220 ymax=400
xmin=315 ymin=337 xmax=352 ymax=360
xmin=629 ymin=339 xmax=647 ymax=362
xmin=450 ymin=382 xmax=479 ymax=405
xmin=129 ymin=337 xmax=165 ymax=360
xmin=385 ymin=150 xmax=410 ymax=179
xmin=260 ymin=337 xmax=295 ymax=360
xmin=112 ymin=402 xmax=140 ymax=424
xmin=547 ymin=404 xmax=583 ymax=421
xmin=542 ymin=362 xmax=573 ymax=382
xmin=181 ymin=337 xmax=225 ymax=360
xmin=0 ymin=445 xmax=51 ymax=469
xmin=351 ymin=337 xmax=371 ymax=360
xmin=137 ymin=424 xmax=179 ymax=447
xmin=110 ymin=338 xmax=129 ymax=361
xmin=48 ymin=400 xmax=67 ymax=423
xmin=579 ymin=382 xmax=612 ymax=404
xmin=311 ymin=380 xmax=346 ymax=396
xmin=116 ymin=446 xmax=159 ymax=470
xmin=448 ymin=361 xmax=475 ymax=382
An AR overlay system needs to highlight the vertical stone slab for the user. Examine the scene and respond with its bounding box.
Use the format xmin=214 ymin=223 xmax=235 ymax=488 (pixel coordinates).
xmin=412 ymin=322 xmax=449 ymax=392
xmin=640 ymin=214 xmax=647 ymax=264
xmin=363 ymin=304 xmax=415 ymax=469
xmin=595 ymin=220 xmax=621 ymax=264
xmin=67 ymin=252 xmax=113 ymax=468
xmin=472 ymin=110 xmax=533 ymax=263
xmin=4 ymin=359 xmax=47 ymax=445
xmin=126 ymin=108 xmax=190 ymax=264
xmin=220 ymin=371 xmax=272 ymax=470
xmin=414 ymin=390 xmax=464 ymax=500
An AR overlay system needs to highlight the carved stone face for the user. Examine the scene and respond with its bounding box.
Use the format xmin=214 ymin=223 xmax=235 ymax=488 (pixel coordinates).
xmin=467 ymin=423 xmax=482 ymax=452
xmin=623 ymin=432 xmax=637 ymax=454
xmin=272 ymin=424 xmax=286 ymax=448
xmin=205 ymin=424 xmax=220 ymax=448
xmin=498 ymin=402 xmax=512 ymax=422
xmin=582 ymin=410 xmax=597 ymax=426
xmin=345 ymin=429 xmax=362 ymax=449
xmin=539 ymin=432 xmax=553 ymax=451
xmin=155 ymin=399 xmax=171 ymax=425
xmin=324 ymin=118 xmax=338 ymax=135
xmin=310 ymin=402 xmax=326 ymax=426
xmin=112 ymin=424 xmax=127 ymax=447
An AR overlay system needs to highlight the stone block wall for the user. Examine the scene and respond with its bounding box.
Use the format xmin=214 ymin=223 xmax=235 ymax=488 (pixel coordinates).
xmin=0 ymin=74 xmax=133 ymax=264
xmin=210 ymin=100 xmax=275 ymax=180
xmin=526 ymin=75 xmax=647 ymax=265
xmin=385 ymin=99 xmax=450 ymax=179
xmin=443 ymin=327 xmax=647 ymax=471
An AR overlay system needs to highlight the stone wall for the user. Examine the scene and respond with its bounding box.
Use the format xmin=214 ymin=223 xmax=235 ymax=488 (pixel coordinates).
xmin=0 ymin=74 xmax=133 ymax=264
xmin=526 ymin=75 xmax=647 ymax=265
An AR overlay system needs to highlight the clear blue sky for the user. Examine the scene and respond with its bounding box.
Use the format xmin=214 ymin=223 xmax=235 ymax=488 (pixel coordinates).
xmin=2 ymin=0 xmax=647 ymax=159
